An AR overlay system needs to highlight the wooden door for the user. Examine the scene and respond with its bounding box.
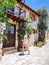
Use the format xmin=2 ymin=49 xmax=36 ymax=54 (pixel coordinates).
xmin=3 ymin=24 xmax=16 ymax=48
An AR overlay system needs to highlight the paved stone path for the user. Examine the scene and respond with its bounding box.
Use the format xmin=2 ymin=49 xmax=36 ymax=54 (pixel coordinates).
xmin=0 ymin=40 xmax=49 ymax=65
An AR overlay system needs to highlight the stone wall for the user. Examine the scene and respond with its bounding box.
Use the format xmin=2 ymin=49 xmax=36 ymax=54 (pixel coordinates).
xmin=0 ymin=22 xmax=5 ymax=59
xmin=29 ymin=33 xmax=38 ymax=46
xmin=45 ymin=31 xmax=49 ymax=40
xmin=15 ymin=22 xmax=19 ymax=50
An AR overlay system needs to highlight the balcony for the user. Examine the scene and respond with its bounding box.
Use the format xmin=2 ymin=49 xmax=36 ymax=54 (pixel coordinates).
xmin=6 ymin=7 xmax=26 ymax=22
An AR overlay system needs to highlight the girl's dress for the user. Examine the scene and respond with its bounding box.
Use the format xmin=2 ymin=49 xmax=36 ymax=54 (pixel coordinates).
xmin=23 ymin=35 xmax=29 ymax=44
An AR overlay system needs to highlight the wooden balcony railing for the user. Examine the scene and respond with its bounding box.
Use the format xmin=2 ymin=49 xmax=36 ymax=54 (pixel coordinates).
xmin=6 ymin=7 xmax=26 ymax=19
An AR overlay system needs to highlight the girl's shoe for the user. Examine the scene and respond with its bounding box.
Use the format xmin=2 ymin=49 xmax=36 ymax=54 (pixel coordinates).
xmin=19 ymin=53 xmax=24 ymax=56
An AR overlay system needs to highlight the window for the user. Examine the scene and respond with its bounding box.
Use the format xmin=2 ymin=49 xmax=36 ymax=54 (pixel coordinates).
xmin=4 ymin=25 xmax=14 ymax=34
xmin=30 ymin=13 xmax=35 ymax=20
xmin=9 ymin=8 xmax=14 ymax=14
xmin=4 ymin=26 xmax=8 ymax=34
xmin=20 ymin=10 xmax=26 ymax=18
xmin=14 ymin=7 xmax=19 ymax=16
xmin=10 ymin=8 xmax=14 ymax=12
xmin=10 ymin=26 xmax=14 ymax=34
xmin=26 ymin=11 xmax=29 ymax=18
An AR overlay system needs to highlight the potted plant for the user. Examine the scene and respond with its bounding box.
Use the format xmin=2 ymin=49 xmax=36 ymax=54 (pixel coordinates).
xmin=37 ymin=41 xmax=44 ymax=47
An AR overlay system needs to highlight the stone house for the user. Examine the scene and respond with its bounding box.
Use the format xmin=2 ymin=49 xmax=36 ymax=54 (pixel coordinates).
xmin=0 ymin=2 xmax=39 ymax=56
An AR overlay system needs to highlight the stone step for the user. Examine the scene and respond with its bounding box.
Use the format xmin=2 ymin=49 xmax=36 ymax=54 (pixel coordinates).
xmin=3 ymin=47 xmax=17 ymax=55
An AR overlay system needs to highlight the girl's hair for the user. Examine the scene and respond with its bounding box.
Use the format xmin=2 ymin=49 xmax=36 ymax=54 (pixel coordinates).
xmin=25 ymin=31 xmax=29 ymax=38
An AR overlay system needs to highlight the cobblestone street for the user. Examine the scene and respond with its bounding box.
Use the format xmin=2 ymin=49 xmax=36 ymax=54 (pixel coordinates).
xmin=0 ymin=40 xmax=49 ymax=65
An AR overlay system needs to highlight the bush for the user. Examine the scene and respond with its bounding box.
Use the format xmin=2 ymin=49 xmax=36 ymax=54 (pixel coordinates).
xmin=25 ymin=26 xmax=33 ymax=35
xmin=37 ymin=41 xmax=44 ymax=47
xmin=18 ymin=18 xmax=33 ymax=50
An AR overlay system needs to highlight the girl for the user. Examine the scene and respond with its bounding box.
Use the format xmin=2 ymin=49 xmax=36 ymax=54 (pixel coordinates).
xmin=20 ymin=31 xmax=30 ymax=55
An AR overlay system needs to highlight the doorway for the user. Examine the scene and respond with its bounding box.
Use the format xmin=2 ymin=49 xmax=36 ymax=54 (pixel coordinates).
xmin=3 ymin=24 xmax=16 ymax=48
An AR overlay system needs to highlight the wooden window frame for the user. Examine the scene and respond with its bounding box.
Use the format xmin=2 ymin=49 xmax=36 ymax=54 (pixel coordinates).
xmin=30 ymin=13 xmax=35 ymax=21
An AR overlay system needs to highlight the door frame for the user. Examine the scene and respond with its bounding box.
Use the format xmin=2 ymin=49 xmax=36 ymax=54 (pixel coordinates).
xmin=3 ymin=24 xmax=16 ymax=48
